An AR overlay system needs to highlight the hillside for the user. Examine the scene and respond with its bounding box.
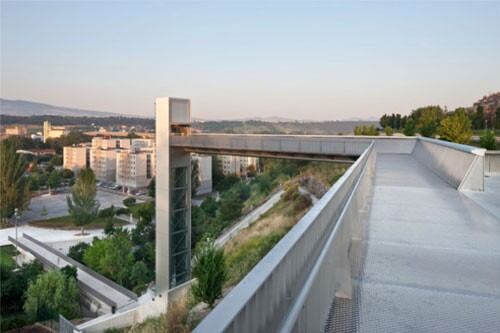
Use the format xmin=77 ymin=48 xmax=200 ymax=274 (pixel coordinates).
xmin=0 ymin=98 xmax=122 ymax=117
xmin=193 ymin=120 xmax=379 ymax=135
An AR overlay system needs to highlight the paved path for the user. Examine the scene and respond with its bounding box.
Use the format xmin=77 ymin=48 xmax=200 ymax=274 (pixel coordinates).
xmin=0 ymin=224 xmax=134 ymax=248
xmin=464 ymin=174 xmax=500 ymax=220
xmin=330 ymin=154 xmax=500 ymax=332
xmin=16 ymin=190 xmax=127 ymax=224
xmin=298 ymin=186 xmax=319 ymax=204
xmin=215 ymin=189 xmax=285 ymax=247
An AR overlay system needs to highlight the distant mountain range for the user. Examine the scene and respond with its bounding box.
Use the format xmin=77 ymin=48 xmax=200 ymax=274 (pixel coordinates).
xmin=0 ymin=99 xmax=125 ymax=118
xmin=0 ymin=98 xmax=379 ymax=122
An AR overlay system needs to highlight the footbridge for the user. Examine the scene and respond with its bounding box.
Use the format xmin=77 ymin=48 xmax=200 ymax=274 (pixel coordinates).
xmin=181 ymin=135 xmax=500 ymax=333
xmin=155 ymin=98 xmax=500 ymax=333
xmin=9 ymin=233 xmax=138 ymax=316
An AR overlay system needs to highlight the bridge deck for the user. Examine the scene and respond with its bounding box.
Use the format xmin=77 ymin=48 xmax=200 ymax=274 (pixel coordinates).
xmin=331 ymin=154 xmax=500 ymax=332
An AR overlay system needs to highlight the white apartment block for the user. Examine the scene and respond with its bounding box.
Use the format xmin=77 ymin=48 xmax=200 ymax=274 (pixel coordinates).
xmin=220 ymin=155 xmax=258 ymax=176
xmin=63 ymin=144 xmax=90 ymax=171
xmin=90 ymin=138 xmax=131 ymax=182
xmin=192 ymin=154 xmax=212 ymax=195
xmin=116 ymin=148 xmax=156 ymax=190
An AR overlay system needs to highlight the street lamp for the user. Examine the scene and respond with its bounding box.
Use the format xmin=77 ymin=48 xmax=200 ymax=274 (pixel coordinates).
xmin=14 ymin=208 xmax=19 ymax=268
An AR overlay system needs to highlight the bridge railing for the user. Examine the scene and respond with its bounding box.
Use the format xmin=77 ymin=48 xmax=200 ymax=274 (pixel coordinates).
xmin=412 ymin=137 xmax=486 ymax=191
xmin=171 ymin=134 xmax=372 ymax=157
xmin=193 ymin=142 xmax=375 ymax=333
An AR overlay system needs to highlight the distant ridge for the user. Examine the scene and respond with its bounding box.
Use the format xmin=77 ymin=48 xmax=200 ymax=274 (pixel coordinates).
xmin=0 ymin=98 xmax=145 ymax=118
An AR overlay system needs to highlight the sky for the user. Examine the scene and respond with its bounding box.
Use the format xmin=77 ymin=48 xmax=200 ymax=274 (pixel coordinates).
xmin=1 ymin=1 xmax=500 ymax=120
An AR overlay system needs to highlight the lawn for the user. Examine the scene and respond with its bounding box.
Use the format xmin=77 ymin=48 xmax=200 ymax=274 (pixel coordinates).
xmin=0 ymin=245 xmax=17 ymax=270
xmin=29 ymin=216 xmax=127 ymax=230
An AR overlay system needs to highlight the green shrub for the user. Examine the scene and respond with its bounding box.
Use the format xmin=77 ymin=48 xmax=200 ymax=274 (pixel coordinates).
xmin=191 ymin=239 xmax=227 ymax=308
xmin=479 ymin=130 xmax=497 ymax=150
xmin=226 ymin=232 xmax=282 ymax=286
xmin=123 ymin=197 xmax=136 ymax=207
xmin=68 ymin=242 xmax=90 ymax=263
xmin=384 ymin=126 xmax=394 ymax=136
xmin=115 ymin=207 xmax=130 ymax=215
xmin=98 ymin=205 xmax=116 ymax=218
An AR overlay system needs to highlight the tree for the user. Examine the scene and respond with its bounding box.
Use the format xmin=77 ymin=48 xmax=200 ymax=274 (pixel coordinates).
xmin=127 ymin=131 xmax=140 ymax=139
xmin=200 ymin=196 xmax=219 ymax=218
xmin=247 ymin=164 xmax=257 ymax=177
xmin=439 ymin=109 xmax=472 ymax=144
xmin=384 ymin=126 xmax=393 ymax=136
xmin=48 ymin=155 xmax=63 ymax=167
xmin=47 ymin=170 xmax=62 ymax=192
xmin=495 ymin=108 xmax=500 ymax=130
xmin=68 ymin=242 xmax=90 ymax=263
xmin=416 ymin=106 xmax=444 ymax=137
xmin=24 ymin=271 xmax=80 ymax=321
xmin=60 ymin=265 xmax=78 ymax=280
xmin=1 ymin=261 xmax=43 ymax=316
xmin=211 ymin=156 xmax=225 ymax=190
xmin=479 ymin=130 xmax=497 ymax=150
xmin=148 ymin=177 xmax=155 ymax=198
xmin=61 ymin=168 xmax=74 ymax=179
xmin=403 ymin=118 xmax=416 ymax=136
xmin=131 ymin=261 xmax=150 ymax=287
xmin=0 ymin=140 xmax=31 ymax=225
xmin=67 ymin=168 xmax=99 ymax=235
xmin=83 ymin=230 xmax=135 ymax=287
xmin=191 ymin=239 xmax=227 ymax=308
xmin=192 ymin=159 xmax=200 ymax=196
xmin=218 ymin=193 xmax=243 ymax=223
xmin=472 ymin=105 xmax=485 ymax=130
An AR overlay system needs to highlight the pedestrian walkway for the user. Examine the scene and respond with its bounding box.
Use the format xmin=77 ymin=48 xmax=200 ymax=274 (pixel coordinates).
xmin=215 ymin=189 xmax=284 ymax=246
xmin=329 ymin=154 xmax=500 ymax=332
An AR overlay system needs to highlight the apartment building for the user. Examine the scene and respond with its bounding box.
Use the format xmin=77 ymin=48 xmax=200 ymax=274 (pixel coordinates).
xmin=192 ymin=154 xmax=212 ymax=195
xmin=43 ymin=121 xmax=69 ymax=143
xmin=220 ymin=155 xmax=258 ymax=176
xmin=90 ymin=138 xmax=131 ymax=182
xmin=5 ymin=125 xmax=28 ymax=137
xmin=63 ymin=144 xmax=90 ymax=171
xmin=116 ymin=143 xmax=156 ymax=190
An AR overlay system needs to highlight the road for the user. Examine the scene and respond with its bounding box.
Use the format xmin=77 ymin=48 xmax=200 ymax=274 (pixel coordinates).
xmin=215 ymin=189 xmax=284 ymax=247
xmin=16 ymin=190 xmax=129 ymax=225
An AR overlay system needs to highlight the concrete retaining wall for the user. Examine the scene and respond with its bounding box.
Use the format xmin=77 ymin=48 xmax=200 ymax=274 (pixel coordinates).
xmin=77 ymin=280 xmax=192 ymax=333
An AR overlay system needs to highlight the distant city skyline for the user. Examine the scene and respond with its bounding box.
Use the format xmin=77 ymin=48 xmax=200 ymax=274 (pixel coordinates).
xmin=1 ymin=1 xmax=499 ymax=120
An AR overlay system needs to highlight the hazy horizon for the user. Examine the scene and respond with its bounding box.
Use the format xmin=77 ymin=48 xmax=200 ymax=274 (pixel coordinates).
xmin=1 ymin=1 xmax=499 ymax=120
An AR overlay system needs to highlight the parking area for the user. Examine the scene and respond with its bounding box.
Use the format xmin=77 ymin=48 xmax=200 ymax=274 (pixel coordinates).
xmin=17 ymin=190 xmax=128 ymax=224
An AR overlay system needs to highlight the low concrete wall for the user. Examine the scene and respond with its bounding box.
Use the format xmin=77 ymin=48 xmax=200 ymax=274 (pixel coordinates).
xmin=485 ymin=151 xmax=500 ymax=174
xmin=77 ymin=280 xmax=192 ymax=333
xmin=412 ymin=137 xmax=485 ymax=191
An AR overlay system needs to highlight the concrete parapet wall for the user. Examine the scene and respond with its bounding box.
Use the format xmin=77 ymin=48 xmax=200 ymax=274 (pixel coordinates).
xmin=412 ymin=137 xmax=485 ymax=191
xmin=485 ymin=151 xmax=500 ymax=175
xmin=193 ymin=143 xmax=375 ymax=333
